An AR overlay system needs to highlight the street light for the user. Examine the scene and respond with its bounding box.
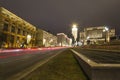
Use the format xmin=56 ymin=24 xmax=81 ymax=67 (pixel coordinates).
xmin=87 ymin=36 xmax=90 ymax=40
xmin=103 ymin=27 xmax=109 ymax=32
xmin=27 ymin=34 xmax=31 ymax=44
xmin=43 ymin=38 xmax=46 ymax=46
xmin=105 ymin=27 xmax=109 ymax=31
xmin=72 ymin=24 xmax=78 ymax=41
xmin=103 ymin=27 xmax=109 ymax=43
xmin=73 ymin=24 xmax=77 ymax=28
xmin=72 ymin=24 xmax=78 ymax=45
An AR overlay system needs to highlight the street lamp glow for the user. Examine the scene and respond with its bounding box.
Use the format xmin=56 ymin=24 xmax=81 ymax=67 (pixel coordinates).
xmin=87 ymin=36 xmax=90 ymax=39
xmin=105 ymin=27 xmax=109 ymax=31
xmin=27 ymin=35 xmax=31 ymax=39
xmin=103 ymin=29 xmax=106 ymax=32
xmin=103 ymin=26 xmax=110 ymax=43
xmin=103 ymin=27 xmax=109 ymax=32
xmin=43 ymin=38 xmax=46 ymax=45
xmin=73 ymin=24 xmax=77 ymax=28
xmin=72 ymin=24 xmax=78 ymax=41
xmin=27 ymin=35 xmax=31 ymax=44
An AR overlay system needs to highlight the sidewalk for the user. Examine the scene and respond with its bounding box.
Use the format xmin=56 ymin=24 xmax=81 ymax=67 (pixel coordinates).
xmin=22 ymin=49 xmax=88 ymax=80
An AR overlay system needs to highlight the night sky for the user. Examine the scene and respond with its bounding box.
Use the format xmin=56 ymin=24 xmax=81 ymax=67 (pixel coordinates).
xmin=0 ymin=0 xmax=120 ymax=37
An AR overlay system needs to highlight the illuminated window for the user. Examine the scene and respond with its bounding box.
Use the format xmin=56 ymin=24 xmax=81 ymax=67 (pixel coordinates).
xmin=4 ymin=19 xmax=9 ymax=22
xmin=23 ymin=31 xmax=25 ymax=36
xmin=10 ymin=35 xmax=14 ymax=44
xmin=23 ymin=31 xmax=27 ymax=36
xmin=11 ymin=26 xmax=15 ymax=33
xmin=18 ymin=28 xmax=21 ymax=34
xmin=3 ymin=23 xmax=8 ymax=31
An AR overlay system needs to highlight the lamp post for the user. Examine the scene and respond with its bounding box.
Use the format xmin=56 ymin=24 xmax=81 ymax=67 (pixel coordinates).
xmin=103 ymin=27 xmax=109 ymax=43
xmin=72 ymin=24 xmax=78 ymax=45
xmin=27 ymin=34 xmax=31 ymax=47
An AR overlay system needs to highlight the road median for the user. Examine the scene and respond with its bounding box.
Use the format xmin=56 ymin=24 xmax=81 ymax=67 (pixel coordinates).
xmin=22 ymin=49 xmax=87 ymax=80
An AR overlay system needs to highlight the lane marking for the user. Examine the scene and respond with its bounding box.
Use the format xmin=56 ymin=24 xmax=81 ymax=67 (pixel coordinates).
xmin=7 ymin=49 xmax=66 ymax=80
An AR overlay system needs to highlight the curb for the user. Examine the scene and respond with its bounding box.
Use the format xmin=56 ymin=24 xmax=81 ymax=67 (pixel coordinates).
xmin=81 ymin=48 xmax=120 ymax=53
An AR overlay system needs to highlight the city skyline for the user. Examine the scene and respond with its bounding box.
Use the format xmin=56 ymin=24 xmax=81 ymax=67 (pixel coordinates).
xmin=0 ymin=2 xmax=120 ymax=80
xmin=0 ymin=0 xmax=120 ymax=37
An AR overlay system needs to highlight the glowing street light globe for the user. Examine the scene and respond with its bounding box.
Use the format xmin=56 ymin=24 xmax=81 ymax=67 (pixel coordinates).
xmin=103 ymin=27 xmax=109 ymax=32
xmin=72 ymin=24 xmax=78 ymax=41
xmin=27 ymin=35 xmax=31 ymax=44
xmin=73 ymin=24 xmax=77 ymax=28
xmin=105 ymin=27 xmax=109 ymax=31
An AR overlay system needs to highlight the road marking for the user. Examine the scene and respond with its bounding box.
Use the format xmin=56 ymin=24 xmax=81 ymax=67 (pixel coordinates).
xmin=7 ymin=49 xmax=66 ymax=80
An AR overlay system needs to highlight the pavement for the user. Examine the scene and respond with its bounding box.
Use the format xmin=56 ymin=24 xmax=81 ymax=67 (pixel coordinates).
xmin=7 ymin=49 xmax=65 ymax=80
xmin=72 ymin=48 xmax=120 ymax=80
xmin=73 ymin=48 xmax=120 ymax=64
xmin=1 ymin=47 xmax=119 ymax=80
xmin=0 ymin=47 xmax=66 ymax=80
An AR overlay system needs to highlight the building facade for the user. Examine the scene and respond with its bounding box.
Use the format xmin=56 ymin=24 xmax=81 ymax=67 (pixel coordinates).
xmin=36 ymin=29 xmax=57 ymax=47
xmin=57 ymin=33 xmax=71 ymax=46
xmin=0 ymin=7 xmax=71 ymax=48
xmin=80 ymin=26 xmax=115 ymax=45
xmin=0 ymin=7 xmax=36 ymax=48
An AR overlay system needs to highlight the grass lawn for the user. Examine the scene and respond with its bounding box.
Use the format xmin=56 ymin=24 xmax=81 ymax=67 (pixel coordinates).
xmin=22 ymin=49 xmax=88 ymax=80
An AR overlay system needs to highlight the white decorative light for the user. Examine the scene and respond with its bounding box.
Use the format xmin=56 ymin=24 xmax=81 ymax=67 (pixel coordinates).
xmin=27 ymin=35 xmax=31 ymax=44
xmin=105 ymin=27 xmax=109 ymax=31
xmin=72 ymin=24 xmax=78 ymax=41
xmin=87 ymin=36 xmax=90 ymax=39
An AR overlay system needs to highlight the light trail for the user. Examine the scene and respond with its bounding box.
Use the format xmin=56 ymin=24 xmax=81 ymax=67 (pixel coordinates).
xmin=0 ymin=47 xmax=68 ymax=59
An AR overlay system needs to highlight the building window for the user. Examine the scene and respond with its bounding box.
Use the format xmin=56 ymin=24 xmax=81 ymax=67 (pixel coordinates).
xmin=11 ymin=26 xmax=15 ymax=33
xmin=21 ymin=30 xmax=23 ymax=35
xmin=23 ymin=31 xmax=25 ymax=36
xmin=0 ymin=33 xmax=7 ymax=42
xmin=17 ymin=37 xmax=20 ymax=42
xmin=10 ymin=35 xmax=14 ymax=44
xmin=18 ymin=28 xmax=21 ymax=34
xmin=4 ymin=19 xmax=9 ymax=22
xmin=3 ymin=23 xmax=8 ymax=31
xmin=23 ymin=31 xmax=26 ymax=36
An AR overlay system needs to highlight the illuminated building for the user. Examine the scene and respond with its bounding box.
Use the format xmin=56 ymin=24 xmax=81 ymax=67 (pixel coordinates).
xmin=0 ymin=7 xmax=36 ymax=48
xmin=80 ymin=26 xmax=115 ymax=45
xmin=36 ymin=29 xmax=57 ymax=47
xmin=57 ymin=33 xmax=71 ymax=46
xmin=0 ymin=7 xmax=59 ymax=48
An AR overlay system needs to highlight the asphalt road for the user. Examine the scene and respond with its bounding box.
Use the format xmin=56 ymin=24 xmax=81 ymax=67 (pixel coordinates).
xmin=73 ymin=48 xmax=120 ymax=64
xmin=0 ymin=48 xmax=65 ymax=80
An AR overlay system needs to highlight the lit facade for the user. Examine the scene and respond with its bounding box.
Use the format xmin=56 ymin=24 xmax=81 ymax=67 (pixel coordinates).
xmin=57 ymin=33 xmax=71 ymax=46
xmin=109 ymin=29 xmax=115 ymax=37
xmin=0 ymin=7 xmax=36 ymax=48
xmin=80 ymin=26 xmax=115 ymax=45
xmin=36 ymin=29 xmax=57 ymax=47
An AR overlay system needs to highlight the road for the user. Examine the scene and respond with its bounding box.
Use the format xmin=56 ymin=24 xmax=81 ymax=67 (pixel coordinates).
xmin=73 ymin=48 xmax=120 ymax=64
xmin=0 ymin=48 xmax=66 ymax=80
